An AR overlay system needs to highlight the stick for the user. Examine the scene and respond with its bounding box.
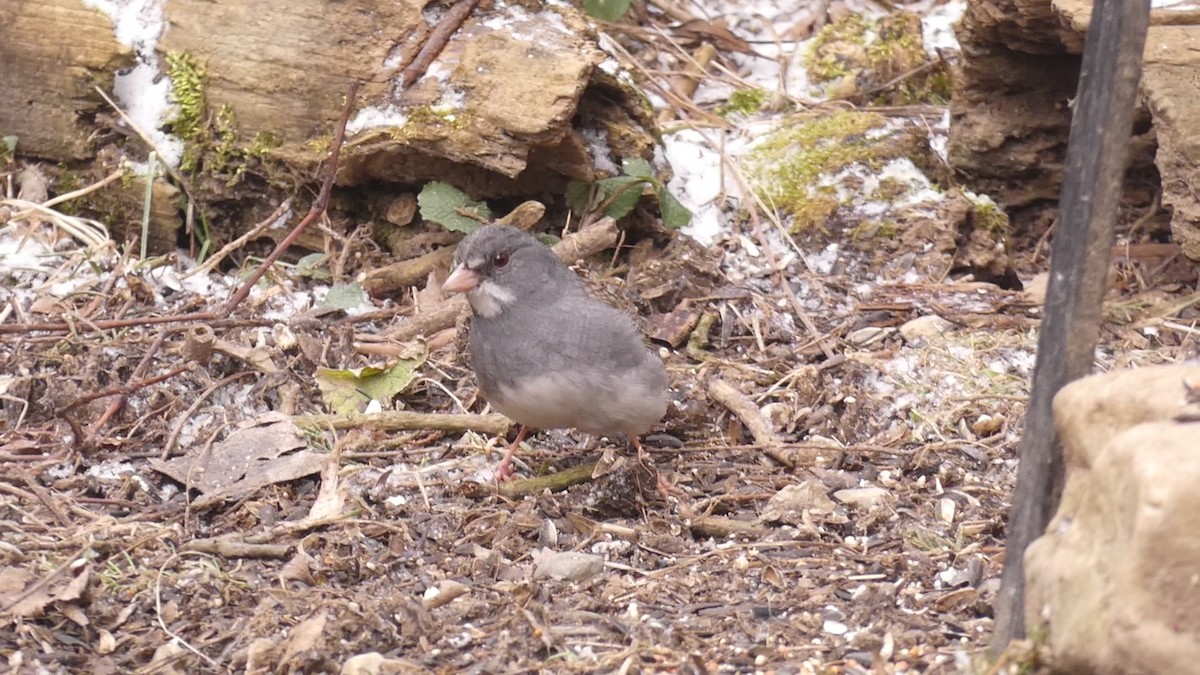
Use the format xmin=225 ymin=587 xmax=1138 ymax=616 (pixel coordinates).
xmin=294 ymin=411 xmax=511 ymax=436
xmin=707 ymin=378 xmax=794 ymax=469
xmin=991 ymin=0 xmax=1151 ymax=651
xmin=220 ymin=82 xmax=359 ymax=316
xmin=497 ymin=462 xmax=597 ymax=499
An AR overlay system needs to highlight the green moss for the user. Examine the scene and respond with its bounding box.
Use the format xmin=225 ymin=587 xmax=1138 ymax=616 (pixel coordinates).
xmin=848 ymin=219 xmax=899 ymax=240
xmin=306 ymin=136 xmax=333 ymax=155
xmin=966 ymin=192 xmax=1009 ymax=232
xmin=247 ymin=132 xmax=281 ymax=158
xmin=0 ymin=135 xmax=17 ymax=162
xmin=925 ymin=69 xmax=954 ymax=104
xmin=718 ymin=88 xmax=768 ymax=117
xmin=747 ymin=111 xmax=888 ymax=230
xmin=165 ymin=52 xmax=207 ymax=145
xmin=807 ymin=14 xmax=870 ymax=83
xmin=53 ymin=166 xmax=84 ymax=215
xmin=163 ymin=51 xmax=290 ymax=187
xmin=806 ymin=12 xmax=952 ymax=105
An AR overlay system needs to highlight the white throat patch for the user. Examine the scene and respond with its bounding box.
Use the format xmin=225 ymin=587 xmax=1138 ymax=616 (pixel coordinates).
xmin=467 ymin=279 xmax=516 ymax=318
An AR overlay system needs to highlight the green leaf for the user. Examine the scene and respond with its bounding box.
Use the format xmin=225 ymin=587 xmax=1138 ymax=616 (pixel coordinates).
xmin=581 ymin=0 xmax=632 ymax=22
xmin=319 ymin=282 xmax=365 ymax=311
xmin=598 ymin=175 xmax=647 ymax=220
xmin=565 ymin=180 xmax=594 ymax=215
xmin=315 ymin=351 xmax=426 ymax=416
xmin=621 ymin=157 xmax=653 ymax=179
xmin=418 ymin=181 xmax=491 ymax=234
xmin=2 ymin=136 xmax=17 ymax=154
xmin=656 ymin=186 xmax=693 ymax=229
xmin=293 ymin=252 xmax=330 ymax=281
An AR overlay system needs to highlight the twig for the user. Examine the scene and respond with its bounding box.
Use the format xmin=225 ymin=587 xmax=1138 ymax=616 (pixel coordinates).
xmin=689 ymin=515 xmax=766 ymax=539
xmin=384 ymin=297 xmax=468 ymax=342
xmin=154 ymin=552 xmax=221 ymax=669
xmin=1151 ymin=7 xmax=1200 ymax=24
xmin=220 ymin=82 xmax=360 ymax=316
xmin=40 ymin=168 xmax=126 ymax=209
xmin=398 ymin=0 xmax=481 ymax=90
xmin=184 ymin=199 xmax=293 ymax=279
xmin=161 ymin=371 xmax=259 ymax=459
xmin=294 ymin=410 xmax=512 ymax=436
xmin=93 ymin=87 xmax=200 ymax=209
xmin=62 ymin=364 xmax=191 ymax=415
xmin=181 ymin=538 xmax=292 ymax=558
xmin=90 ymin=332 xmax=175 ymax=434
xmin=857 ymin=57 xmax=949 ymax=101
xmin=707 ymin=377 xmax=793 ymax=468
xmin=363 ymin=245 xmax=457 ymax=297
xmin=496 ymin=462 xmax=597 ymax=499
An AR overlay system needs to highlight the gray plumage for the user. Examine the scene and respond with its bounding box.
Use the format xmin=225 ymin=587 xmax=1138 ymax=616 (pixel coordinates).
xmin=445 ymin=225 xmax=669 ymax=437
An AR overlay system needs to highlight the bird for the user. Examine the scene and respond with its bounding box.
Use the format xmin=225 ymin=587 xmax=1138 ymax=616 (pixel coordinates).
xmin=441 ymin=224 xmax=670 ymax=488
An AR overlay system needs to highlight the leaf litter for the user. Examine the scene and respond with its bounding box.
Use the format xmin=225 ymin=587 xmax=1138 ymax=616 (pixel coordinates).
xmin=0 ymin=0 xmax=1194 ymax=673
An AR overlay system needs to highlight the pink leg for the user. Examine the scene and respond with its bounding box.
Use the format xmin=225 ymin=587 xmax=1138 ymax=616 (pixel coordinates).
xmin=631 ymin=437 xmax=680 ymax=497
xmin=495 ymin=425 xmax=530 ymax=482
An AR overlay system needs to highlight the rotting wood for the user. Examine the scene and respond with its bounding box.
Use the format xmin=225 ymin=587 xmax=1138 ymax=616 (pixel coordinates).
xmin=396 ymin=0 xmax=482 ymax=91
xmin=0 ymin=0 xmax=125 ymax=159
xmin=991 ymin=0 xmax=1151 ymax=652
xmin=364 ymin=246 xmax=458 ymax=297
xmin=295 ymin=411 xmax=512 ymax=436
xmin=220 ymin=83 xmax=360 ymax=316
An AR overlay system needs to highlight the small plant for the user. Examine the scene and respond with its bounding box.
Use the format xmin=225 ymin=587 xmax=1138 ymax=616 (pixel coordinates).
xmin=566 ymin=157 xmax=691 ymax=228
xmin=1 ymin=135 xmax=17 ymax=162
xmin=718 ymin=88 xmax=768 ymax=117
xmin=580 ymin=0 xmax=632 ymax=22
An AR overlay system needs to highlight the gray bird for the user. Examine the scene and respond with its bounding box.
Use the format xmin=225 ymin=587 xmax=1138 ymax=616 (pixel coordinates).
xmin=442 ymin=225 xmax=670 ymax=485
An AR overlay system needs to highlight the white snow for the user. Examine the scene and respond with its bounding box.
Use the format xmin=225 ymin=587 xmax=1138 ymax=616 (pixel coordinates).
xmin=83 ymin=0 xmax=184 ymax=167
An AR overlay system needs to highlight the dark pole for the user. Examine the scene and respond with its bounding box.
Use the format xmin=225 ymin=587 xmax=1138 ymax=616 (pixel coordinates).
xmin=990 ymin=0 xmax=1151 ymax=652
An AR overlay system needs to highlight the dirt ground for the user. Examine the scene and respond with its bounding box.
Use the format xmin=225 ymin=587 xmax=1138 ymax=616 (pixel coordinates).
xmin=2 ymin=183 xmax=1186 ymax=674
xmin=2 ymin=1 xmax=1197 ymax=674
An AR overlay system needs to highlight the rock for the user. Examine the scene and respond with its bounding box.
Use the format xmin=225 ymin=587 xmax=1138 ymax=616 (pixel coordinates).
xmin=846 ymin=326 xmax=892 ymax=347
xmin=761 ymin=481 xmax=838 ymax=525
xmin=1025 ymin=364 xmax=1200 ymax=674
xmin=832 ymin=486 xmax=891 ymax=509
xmin=899 ymin=315 xmax=952 ymax=341
xmin=954 ymin=0 xmax=1194 ymax=262
xmin=971 ymin=413 xmax=1003 ymax=437
xmin=340 ymin=652 xmax=422 ymax=674
xmin=533 ymin=551 xmax=605 ymax=582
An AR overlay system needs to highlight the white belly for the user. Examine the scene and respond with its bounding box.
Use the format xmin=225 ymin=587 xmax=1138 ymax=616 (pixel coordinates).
xmin=485 ymin=369 xmax=667 ymax=436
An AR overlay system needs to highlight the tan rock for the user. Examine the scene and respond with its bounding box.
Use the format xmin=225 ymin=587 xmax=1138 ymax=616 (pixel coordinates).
xmin=1025 ymin=364 xmax=1200 ymax=674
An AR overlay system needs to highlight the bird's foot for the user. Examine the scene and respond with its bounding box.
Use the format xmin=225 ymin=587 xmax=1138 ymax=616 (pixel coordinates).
xmin=632 ymin=438 xmax=682 ymax=498
xmin=493 ymin=425 xmax=530 ymax=483
xmin=493 ymin=457 xmax=516 ymax=483
xmin=654 ymin=471 xmax=684 ymax=498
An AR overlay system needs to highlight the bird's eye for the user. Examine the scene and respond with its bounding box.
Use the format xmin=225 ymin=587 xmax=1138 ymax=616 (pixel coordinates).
xmin=492 ymin=251 xmax=510 ymax=269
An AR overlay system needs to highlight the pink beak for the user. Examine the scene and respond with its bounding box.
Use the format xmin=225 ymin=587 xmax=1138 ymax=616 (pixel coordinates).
xmin=442 ymin=264 xmax=482 ymax=294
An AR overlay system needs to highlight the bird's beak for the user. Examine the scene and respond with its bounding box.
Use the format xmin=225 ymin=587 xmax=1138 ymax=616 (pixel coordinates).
xmin=442 ymin=264 xmax=482 ymax=294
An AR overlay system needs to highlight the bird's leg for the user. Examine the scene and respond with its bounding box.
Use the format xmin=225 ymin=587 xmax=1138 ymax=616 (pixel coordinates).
xmin=631 ymin=436 xmax=679 ymax=497
xmin=495 ymin=425 xmax=530 ymax=482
